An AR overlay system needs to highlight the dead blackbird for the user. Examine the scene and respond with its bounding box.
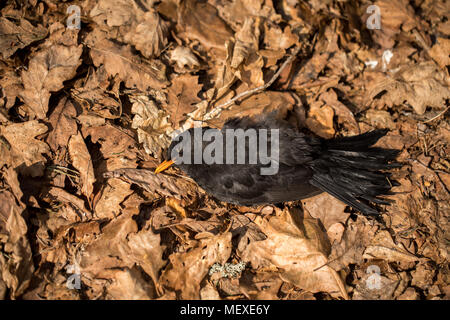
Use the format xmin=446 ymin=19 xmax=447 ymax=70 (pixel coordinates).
xmin=155 ymin=114 xmax=400 ymax=216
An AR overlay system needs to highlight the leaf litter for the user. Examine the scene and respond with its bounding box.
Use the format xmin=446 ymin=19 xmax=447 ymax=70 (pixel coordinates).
xmin=0 ymin=0 xmax=448 ymax=300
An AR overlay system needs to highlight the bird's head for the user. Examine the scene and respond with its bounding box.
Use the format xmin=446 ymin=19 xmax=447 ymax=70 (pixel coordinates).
xmin=154 ymin=127 xmax=212 ymax=174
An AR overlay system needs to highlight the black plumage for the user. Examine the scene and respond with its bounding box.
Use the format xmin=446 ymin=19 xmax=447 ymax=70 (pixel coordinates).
xmin=157 ymin=114 xmax=400 ymax=216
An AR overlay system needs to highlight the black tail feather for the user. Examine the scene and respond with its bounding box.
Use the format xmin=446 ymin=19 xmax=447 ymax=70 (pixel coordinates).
xmin=309 ymin=129 xmax=400 ymax=216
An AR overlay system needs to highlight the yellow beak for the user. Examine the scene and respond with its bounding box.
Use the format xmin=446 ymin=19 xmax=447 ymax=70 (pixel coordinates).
xmin=154 ymin=159 xmax=175 ymax=174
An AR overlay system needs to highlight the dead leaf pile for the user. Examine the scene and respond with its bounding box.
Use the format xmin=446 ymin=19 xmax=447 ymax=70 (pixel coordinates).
xmin=0 ymin=0 xmax=448 ymax=300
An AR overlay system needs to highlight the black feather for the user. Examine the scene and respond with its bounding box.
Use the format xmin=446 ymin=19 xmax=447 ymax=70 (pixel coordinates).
xmin=165 ymin=115 xmax=401 ymax=216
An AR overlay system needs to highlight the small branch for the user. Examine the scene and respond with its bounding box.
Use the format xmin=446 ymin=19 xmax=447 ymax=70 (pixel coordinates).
xmin=421 ymin=106 xmax=449 ymax=123
xmin=203 ymin=46 xmax=302 ymax=121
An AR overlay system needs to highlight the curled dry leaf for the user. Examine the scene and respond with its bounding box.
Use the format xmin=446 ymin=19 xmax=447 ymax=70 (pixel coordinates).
xmin=217 ymin=0 xmax=277 ymax=29
xmin=0 ymin=17 xmax=47 ymax=59
xmin=169 ymin=46 xmax=201 ymax=71
xmin=123 ymin=10 xmax=170 ymax=59
xmin=210 ymin=18 xmax=263 ymax=103
xmin=47 ymin=187 xmax=91 ymax=222
xmin=90 ymin=0 xmax=140 ymax=27
xmin=2 ymin=167 xmax=23 ymax=205
xmin=0 ymin=120 xmax=50 ymax=177
xmin=82 ymin=123 xmax=138 ymax=161
xmin=233 ymin=17 xmax=264 ymax=87
xmin=93 ymin=161 xmax=135 ymax=219
xmin=20 ymin=44 xmax=82 ymax=119
xmin=263 ymin=24 xmax=298 ymax=52
xmin=68 ymin=132 xmax=96 ymax=201
xmin=363 ymin=229 xmax=420 ymax=263
xmin=305 ymin=101 xmax=335 ymax=138
xmin=241 ymin=209 xmax=349 ymax=299
xmin=130 ymin=95 xmax=173 ymax=158
xmin=319 ymin=89 xmax=359 ymax=135
xmin=239 ymin=270 xmax=283 ymax=300
xmin=176 ymin=217 xmax=222 ymax=234
xmin=90 ymin=0 xmax=169 ymax=58
xmin=0 ymin=191 xmax=34 ymax=298
xmin=367 ymin=62 xmax=450 ymax=114
xmin=353 ymin=273 xmax=399 ymax=300
xmin=103 ymin=168 xmax=199 ymax=201
xmin=200 ymin=282 xmax=221 ymax=300
xmin=365 ymin=109 xmax=396 ymax=130
xmin=160 ymin=232 xmax=232 ymax=299
xmin=0 ymin=191 xmax=20 ymax=237
xmin=428 ymin=37 xmax=450 ymax=69
xmin=94 ymin=183 xmax=132 ymax=219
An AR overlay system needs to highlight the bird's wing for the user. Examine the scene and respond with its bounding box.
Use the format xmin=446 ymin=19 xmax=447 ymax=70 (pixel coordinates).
xmin=198 ymin=163 xmax=319 ymax=205
xmin=223 ymin=115 xmax=321 ymax=166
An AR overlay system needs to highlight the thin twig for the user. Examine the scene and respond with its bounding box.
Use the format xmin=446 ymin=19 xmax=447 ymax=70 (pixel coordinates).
xmin=422 ymin=106 xmax=450 ymax=123
xmin=203 ymin=46 xmax=302 ymax=121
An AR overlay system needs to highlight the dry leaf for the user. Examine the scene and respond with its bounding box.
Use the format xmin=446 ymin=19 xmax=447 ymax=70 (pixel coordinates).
xmin=0 ymin=17 xmax=47 ymax=59
xmin=121 ymin=229 xmax=166 ymax=288
xmin=20 ymin=44 xmax=82 ymax=119
xmin=166 ymin=74 xmax=202 ymax=127
xmin=367 ymin=62 xmax=450 ymax=114
xmin=169 ymin=46 xmax=200 ymax=71
xmin=68 ymin=132 xmax=96 ymax=201
xmin=86 ymin=29 xmax=168 ymax=91
xmin=302 ymin=193 xmax=350 ymax=230
xmin=0 ymin=64 xmax=23 ymax=109
xmin=241 ymin=209 xmax=349 ymax=299
xmin=364 ymin=0 xmax=418 ymax=49
xmin=363 ymin=230 xmax=420 ymax=263
xmin=71 ymin=66 xmax=122 ymax=119
xmin=130 ymin=95 xmax=173 ymax=158
xmin=47 ymin=186 xmax=91 ymax=221
xmin=178 ymin=0 xmax=233 ymax=54
xmin=305 ymin=101 xmax=335 ymax=138
xmin=327 ymin=219 xmax=377 ymax=271
xmin=103 ymin=168 xmax=199 ymax=201
xmin=0 ymin=192 xmax=34 ymax=298
xmin=80 ymin=213 xmax=138 ymax=277
xmin=124 ymin=10 xmax=170 ymax=59
xmin=160 ymin=232 xmax=232 ymax=299
xmin=230 ymin=214 xmax=267 ymax=254
xmin=429 ymin=37 xmax=450 ymax=69
xmin=47 ymin=97 xmax=78 ymax=153
xmin=82 ymin=123 xmax=138 ymax=160
xmin=107 ymin=268 xmax=155 ymax=300
xmin=0 ymin=120 xmax=50 ymax=176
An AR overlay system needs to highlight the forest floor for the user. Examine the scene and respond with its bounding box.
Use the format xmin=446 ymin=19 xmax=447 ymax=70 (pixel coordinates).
xmin=0 ymin=0 xmax=449 ymax=300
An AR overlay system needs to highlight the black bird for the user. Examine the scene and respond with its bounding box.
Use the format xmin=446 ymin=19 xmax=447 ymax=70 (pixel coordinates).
xmin=155 ymin=114 xmax=400 ymax=216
